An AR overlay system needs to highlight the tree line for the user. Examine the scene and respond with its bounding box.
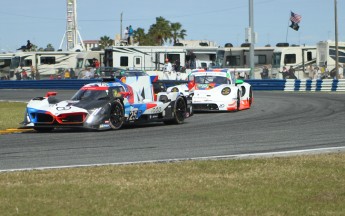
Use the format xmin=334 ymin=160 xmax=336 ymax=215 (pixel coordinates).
xmin=99 ymin=16 xmax=187 ymax=48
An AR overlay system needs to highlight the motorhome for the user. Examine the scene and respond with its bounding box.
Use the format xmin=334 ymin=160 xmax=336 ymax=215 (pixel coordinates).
xmin=103 ymin=45 xmax=218 ymax=79
xmin=75 ymin=50 xmax=104 ymax=77
xmin=9 ymin=51 xmax=80 ymax=79
xmin=215 ymin=43 xmax=274 ymax=78
xmin=271 ymin=43 xmax=316 ymax=79
xmin=0 ymin=53 xmax=14 ymax=79
xmin=316 ymin=40 xmax=345 ymax=72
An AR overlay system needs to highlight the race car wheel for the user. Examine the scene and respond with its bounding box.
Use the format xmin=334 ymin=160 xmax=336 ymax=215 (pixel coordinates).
xmin=33 ymin=127 xmax=54 ymax=132
xmin=109 ymin=100 xmax=124 ymax=130
xmin=164 ymin=97 xmax=186 ymax=125
xmin=236 ymin=91 xmax=241 ymax=111
xmin=249 ymin=87 xmax=253 ymax=106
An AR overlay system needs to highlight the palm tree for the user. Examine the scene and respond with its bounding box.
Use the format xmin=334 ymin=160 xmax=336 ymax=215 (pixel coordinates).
xmin=30 ymin=44 xmax=38 ymax=51
xmin=44 ymin=43 xmax=55 ymax=51
xmin=133 ymin=28 xmax=146 ymax=45
xmin=99 ymin=35 xmax=114 ymax=49
xmin=170 ymin=22 xmax=187 ymax=45
xmin=148 ymin=17 xmax=172 ymax=45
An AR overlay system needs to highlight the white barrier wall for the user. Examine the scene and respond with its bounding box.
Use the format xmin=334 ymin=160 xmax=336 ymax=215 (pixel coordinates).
xmin=284 ymin=79 xmax=345 ymax=92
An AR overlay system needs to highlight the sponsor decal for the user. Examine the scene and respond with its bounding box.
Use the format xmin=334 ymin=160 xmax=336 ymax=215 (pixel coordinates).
xmin=99 ymin=124 xmax=111 ymax=129
xmin=56 ymin=106 xmax=72 ymax=111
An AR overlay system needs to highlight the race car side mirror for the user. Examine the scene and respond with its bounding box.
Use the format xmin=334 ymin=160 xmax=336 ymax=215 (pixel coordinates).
xmin=45 ymin=92 xmax=57 ymax=97
xmin=119 ymin=92 xmax=132 ymax=97
xmin=188 ymin=80 xmax=195 ymax=90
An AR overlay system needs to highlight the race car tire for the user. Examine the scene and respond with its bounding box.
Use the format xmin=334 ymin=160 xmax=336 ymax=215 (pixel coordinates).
xmin=33 ymin=127 xmax=54 ymax=132
xmin=164 ymin=96 xmax=186 ymax=125
xmin=249 ymin=87 xmax=253 ymax=107
xmin=109 ymin=100 xmax=124 ymax=130
xmin=236 ymin=91 xmax=241 ymax=111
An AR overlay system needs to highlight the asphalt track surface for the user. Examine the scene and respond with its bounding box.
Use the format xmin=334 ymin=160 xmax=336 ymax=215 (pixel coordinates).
xmin=0 ymin=89 xmax=345 ymax=171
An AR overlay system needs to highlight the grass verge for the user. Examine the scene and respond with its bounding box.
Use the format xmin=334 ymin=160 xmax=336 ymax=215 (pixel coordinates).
xmin=1 ymin=102 xmax=345 ymax=215
xmin=0 ymin=102 xmax=26 ymax=130
xmin=1 ymin=153 xmax=345 ymax=215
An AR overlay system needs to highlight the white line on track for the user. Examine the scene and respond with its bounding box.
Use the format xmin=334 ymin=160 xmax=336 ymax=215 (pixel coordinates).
xmin=1 ymin=146 xmax=345 ymax=173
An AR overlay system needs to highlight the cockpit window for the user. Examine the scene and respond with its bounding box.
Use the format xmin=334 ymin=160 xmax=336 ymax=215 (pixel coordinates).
xmin=111 ymin=86 xmax=125 ymax=97
xmin=195 ymin=76 xmax=228 ymax=84
xmin=71 ymin=89 xmax=109 ymax=100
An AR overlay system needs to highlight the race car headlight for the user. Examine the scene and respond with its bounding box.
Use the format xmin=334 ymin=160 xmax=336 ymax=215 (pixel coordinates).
xmin=221 ymin=87 xmax=231 ymax=95
xmin=86 ymin=107 xmax=104 ymax=124
xmin=171 ymin=87 xmax=179 ymax=92
xmin=88 ymin=107 xmax=103 ymax=116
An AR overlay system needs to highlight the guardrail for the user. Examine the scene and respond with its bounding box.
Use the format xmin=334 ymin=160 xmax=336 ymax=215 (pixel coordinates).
xmin=0 ymin=79 xmax=344 ymax=91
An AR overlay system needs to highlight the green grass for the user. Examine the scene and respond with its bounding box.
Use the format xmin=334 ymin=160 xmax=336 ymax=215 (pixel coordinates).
xmin=1 ymin=102 xmax=345 ymax=215
xmin=1 ymin=154 xmax=345 ymax=215
xmin=0 ymin=102 xmax=26 ymax=130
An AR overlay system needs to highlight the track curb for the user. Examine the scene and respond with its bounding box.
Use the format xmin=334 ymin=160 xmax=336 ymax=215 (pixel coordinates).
xmin=0 ymin=128 xmax=34 ymax=135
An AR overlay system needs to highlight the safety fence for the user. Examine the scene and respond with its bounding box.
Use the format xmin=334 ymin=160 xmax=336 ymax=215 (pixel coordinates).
xmin=0 ymin=79 xmax=345 ymax=91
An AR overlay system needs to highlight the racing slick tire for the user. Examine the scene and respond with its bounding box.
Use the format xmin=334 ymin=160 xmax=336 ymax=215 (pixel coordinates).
xmin=109 ymin=100 xmax=125 ymax=130
xmin=164 ymin=96 xmax=187 ymax=125
xmin=236 ymin=91 xmax=241 ymax=111
xmin=33 ymin=127 xmax=54 ymax=132
xmin=249 ymin=87 xmax=253 ymax=107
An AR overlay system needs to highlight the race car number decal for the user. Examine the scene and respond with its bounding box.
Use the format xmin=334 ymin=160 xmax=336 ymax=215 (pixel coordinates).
xmin=129 ymin=108 xmax=139 ymax=121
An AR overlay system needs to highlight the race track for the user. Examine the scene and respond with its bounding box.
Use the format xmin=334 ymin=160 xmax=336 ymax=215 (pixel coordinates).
xmin=1 ymin=89 xmax=345 ymax=171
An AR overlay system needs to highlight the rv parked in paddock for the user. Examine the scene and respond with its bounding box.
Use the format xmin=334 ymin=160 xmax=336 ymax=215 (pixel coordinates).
xmin=316 ymin=40 xmax=345 ymax=74
xmin=9 ymin=51 xmax=79 ymax=79
xmin=75 ymin=50 xmax=104 ymax=78
xmin=215 ymin=43 xmax=274 ymax=79
xmin=0 ymin=53 xmax=14 ymax=79
xmin=7 ymin=50 xmax=103 ymax=80
xmin=271 ymin=43 xmax=316 ymax=79
xmin=103 ymin=44 xmax=218 ymax=80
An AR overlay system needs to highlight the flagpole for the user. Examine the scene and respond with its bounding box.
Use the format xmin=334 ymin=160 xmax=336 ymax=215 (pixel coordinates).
xmin=334 ymin=0 xmax=339 ymax=79
xmin=285 ymin=12 xmax=290 ymax=43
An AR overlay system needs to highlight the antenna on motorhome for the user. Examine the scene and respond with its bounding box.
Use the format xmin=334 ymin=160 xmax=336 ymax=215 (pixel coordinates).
xmin=59 ymin=0 xmax=85 ymax=51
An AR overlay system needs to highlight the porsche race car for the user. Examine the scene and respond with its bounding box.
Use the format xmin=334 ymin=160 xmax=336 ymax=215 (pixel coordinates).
xmin=20 ymin=71 xmax=193 ymax=132
xmin=167 ymin=68 xmax=253 ymax=111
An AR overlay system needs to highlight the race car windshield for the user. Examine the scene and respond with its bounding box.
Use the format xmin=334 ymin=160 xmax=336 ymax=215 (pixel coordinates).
xmin=195 ymin=76 xmax=228 ymax=84
xmin=71 ymin=89 xmax=109 ymax=101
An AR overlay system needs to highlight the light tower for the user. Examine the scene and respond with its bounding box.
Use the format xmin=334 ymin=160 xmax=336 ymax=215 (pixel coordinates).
xmin=59 ymin=0 xmax=84 ymax=51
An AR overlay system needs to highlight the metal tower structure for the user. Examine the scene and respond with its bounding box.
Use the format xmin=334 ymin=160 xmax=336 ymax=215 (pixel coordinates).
xmin=59 ymin=0 xmax=84 ymax=51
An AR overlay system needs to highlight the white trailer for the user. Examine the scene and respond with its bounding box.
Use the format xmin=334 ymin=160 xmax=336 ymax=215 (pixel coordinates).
xmin=316 ymin=40 xmax=345 ymax=71
xmin=9 ymin=51 xmax=80 ymax=79
xmin=103 ymin=45 xmax=218 ymax=79
xmin=0 ymin=53 xmax=15 ymax=79
xmin=215 ymin=44 xmax=274 ymax=79
xmin=271 ymin=43 xmax=316 ymax=79
xmin=75 ymin=50 xmax=104 ymax=76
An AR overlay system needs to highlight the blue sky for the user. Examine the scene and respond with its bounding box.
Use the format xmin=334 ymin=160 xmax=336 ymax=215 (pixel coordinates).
xmin=0 ymin=0 xmax=344 ymax=51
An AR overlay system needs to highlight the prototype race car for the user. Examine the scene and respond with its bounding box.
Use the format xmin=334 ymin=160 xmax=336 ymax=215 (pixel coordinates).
xmin=20 ymin=71 xmax=193 ymax=132
xmin=167 ymin=68 xmax=253 ymax=111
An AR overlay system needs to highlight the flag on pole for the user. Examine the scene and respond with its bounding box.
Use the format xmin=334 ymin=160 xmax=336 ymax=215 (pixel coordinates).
xmin=290 ymin=22 xmax=300 ymax=31
xmin=290 ymin=11 xmax=302 ymax=23
xmin=289 ymin=11 xmax=302 ymax=31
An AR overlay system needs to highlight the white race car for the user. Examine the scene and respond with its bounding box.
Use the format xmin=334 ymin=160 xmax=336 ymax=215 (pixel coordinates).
xmin=168 ymin=69 xmax=253 ymax=111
